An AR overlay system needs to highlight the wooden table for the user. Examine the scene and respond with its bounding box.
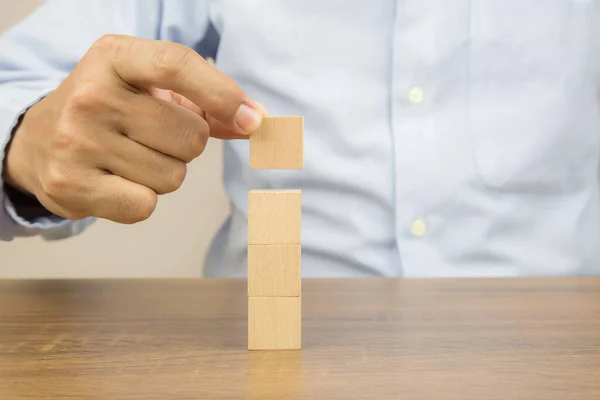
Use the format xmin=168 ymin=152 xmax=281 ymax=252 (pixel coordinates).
xmin=1 ymin=278 xmax=599 ymax=399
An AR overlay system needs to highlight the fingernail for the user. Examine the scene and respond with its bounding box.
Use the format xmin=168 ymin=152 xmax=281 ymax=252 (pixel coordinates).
xmin=235 ymin=103 xmax=262 ymax=134
xmin=153 ymin=89 xmax=173 ymax=102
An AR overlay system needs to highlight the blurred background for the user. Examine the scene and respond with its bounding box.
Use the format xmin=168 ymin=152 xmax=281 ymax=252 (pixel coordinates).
xmin=0 ymin=0 xmax=229 ymax=278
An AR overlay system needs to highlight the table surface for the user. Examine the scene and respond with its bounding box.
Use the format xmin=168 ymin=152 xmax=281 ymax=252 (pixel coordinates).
xmin=1 ymin=278 xmax=599 ymax=399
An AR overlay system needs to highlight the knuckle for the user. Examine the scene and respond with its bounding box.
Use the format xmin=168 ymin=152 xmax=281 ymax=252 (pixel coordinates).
xmin=68 ymin=82 xmax=106 ymax=112
xmin=200 ymin=91 xmax=223 ymax=113
xmin=118 ymin=190 xmax=157 ymax=224
xmin=131 ymin=190 xmax=158 ymax=222
xmin=51 ymin=123 xmax=76 ymax=152
xmin=92 ymin=34 xmax=121 ymax=55
xmin=155 ymin=161 xmax=187 ymax=195
xmin=164 ymin=163 xmax=187 ymax=193
xmin=151 ymin=44 xmax=193 ymax=81
xmin=52 ymin=120 xmax=97 ymax=157
xmin=202 ymin=79 xmax=242 ymax=113
xmin=40 ymin=164 xmax=72 ymax=199
xmin=180 ymin=121 xmax=209 ymax=161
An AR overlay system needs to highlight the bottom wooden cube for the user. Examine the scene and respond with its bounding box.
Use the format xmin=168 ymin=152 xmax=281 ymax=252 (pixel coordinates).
xmin=248 ymin=296 xmax=301 ymax=350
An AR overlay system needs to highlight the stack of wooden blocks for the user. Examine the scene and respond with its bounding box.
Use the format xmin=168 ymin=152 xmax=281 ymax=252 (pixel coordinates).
xmin=247 ymin=116 xmax=304 ymax=350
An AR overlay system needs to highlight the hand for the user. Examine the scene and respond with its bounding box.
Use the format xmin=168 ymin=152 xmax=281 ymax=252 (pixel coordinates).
xmin=3 ymin=35 xmax=266 ymax=224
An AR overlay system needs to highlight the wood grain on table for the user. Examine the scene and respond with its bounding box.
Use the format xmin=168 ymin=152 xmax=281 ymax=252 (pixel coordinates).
xmin=1 ymin=278 xmax=599 ymax=399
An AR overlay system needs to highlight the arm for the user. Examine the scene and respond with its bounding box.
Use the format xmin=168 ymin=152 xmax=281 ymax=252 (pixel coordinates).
xmin=0 ymin=0 xmax=217 ymax=241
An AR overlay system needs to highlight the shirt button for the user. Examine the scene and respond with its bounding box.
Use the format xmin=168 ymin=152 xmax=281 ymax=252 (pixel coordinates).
xmin=206 ymin=57 xmax=216 ymax=66
xmin=410 ymin=219 xmax=427 ymax=237
xmin=408 ymin=87 xmax=424 ymax=104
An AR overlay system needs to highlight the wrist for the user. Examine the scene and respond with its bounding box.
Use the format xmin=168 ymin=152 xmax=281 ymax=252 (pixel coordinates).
xmin=2 ymin=109 xmax=57 ymax=221
xmin=2 ymin=112 xmax=36 ymax=197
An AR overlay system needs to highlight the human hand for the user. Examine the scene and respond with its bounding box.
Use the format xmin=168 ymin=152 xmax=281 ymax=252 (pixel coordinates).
xmin=3 ymin=35 xmax=266 ymax=223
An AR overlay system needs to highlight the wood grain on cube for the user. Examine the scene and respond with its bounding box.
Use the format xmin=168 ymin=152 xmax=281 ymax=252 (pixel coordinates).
xmin=248 ymin=190 xmax=301 ymax=245
xmin=250 ymin=116 xmax=303 ymax=170
xmin=248 ymin=296 xmax=301 ymax=350
xmin=248 ymin=244 xmax=301 ymax=297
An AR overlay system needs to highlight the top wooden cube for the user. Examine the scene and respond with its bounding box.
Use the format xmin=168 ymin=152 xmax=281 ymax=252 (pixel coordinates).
xmin=249 ymin=116 xmax=303 ymax=170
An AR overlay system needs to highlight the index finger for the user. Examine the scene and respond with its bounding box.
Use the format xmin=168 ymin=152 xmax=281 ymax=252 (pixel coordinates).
xmin=96 ymin=34 xmax=264 ymax=135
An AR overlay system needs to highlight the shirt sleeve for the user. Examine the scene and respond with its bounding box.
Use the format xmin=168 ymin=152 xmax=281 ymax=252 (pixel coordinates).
xmin=0 ymin=0 xmax=216 ymax=242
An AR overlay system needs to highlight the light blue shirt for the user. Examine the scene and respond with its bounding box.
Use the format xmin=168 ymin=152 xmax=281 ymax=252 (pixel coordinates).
xmin=1 ymin=0 xmax=600 ymax=277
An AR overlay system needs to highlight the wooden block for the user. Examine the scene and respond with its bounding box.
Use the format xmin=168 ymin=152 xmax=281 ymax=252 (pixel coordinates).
xmin=248 ymin=190 xmax=301 ymax=245
xmin=250 ymin=116 xmax=303 ymax=170
xmin=248 ymin=296 xmax=301 ymax=350
xmin=248 ymin=244 xmax=301 ymax=297
xmin=245 ymin=350 xmax=301 ymax=399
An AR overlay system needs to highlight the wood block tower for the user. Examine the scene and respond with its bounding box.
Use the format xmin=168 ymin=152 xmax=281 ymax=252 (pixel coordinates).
xmin=247 ymin=116 xmax=303 ymax=350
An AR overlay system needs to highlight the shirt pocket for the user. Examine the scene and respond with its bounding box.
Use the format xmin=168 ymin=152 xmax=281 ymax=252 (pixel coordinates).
xmin=467 ymin=0 xmax=600 ymax=192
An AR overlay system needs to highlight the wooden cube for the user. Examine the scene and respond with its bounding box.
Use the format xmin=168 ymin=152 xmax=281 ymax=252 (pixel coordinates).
xmin=248 ymin=190 xmax=301 ymax=245
xmin=248 ymin=296 xmax=301 ymax=350
xmin=248 ymin=244 xmax=301 ymax=297
xmin=250 ymin=116 xmax=303 ymax=170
